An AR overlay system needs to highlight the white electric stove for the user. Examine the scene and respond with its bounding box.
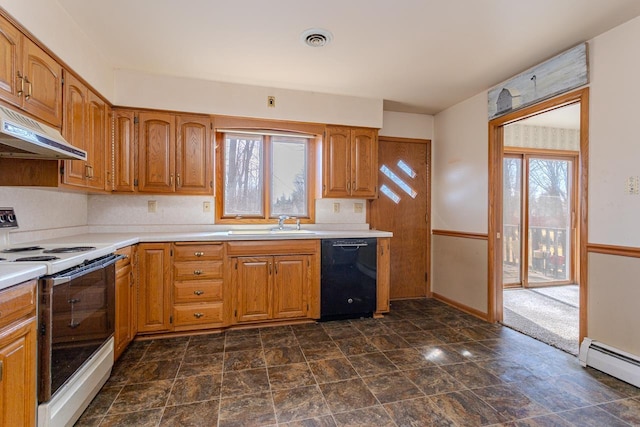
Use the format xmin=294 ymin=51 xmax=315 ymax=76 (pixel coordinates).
xmin=0 ymin=242 xmax=117 ymax=274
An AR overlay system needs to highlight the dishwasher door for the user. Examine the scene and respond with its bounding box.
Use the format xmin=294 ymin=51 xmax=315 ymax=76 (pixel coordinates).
xmin=321 ymin=238 xmax=377 ymax=321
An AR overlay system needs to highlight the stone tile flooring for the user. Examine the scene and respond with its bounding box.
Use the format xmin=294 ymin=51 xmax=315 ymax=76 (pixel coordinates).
xmin=75 ymin=299 xmax=640 ymax=426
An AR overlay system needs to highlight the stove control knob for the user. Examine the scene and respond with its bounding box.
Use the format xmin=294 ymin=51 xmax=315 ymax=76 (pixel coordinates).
xmin=6 ymin=214 xmax=15 ymax=223
xmin=0 ymin=214 xmax=5 ymax=223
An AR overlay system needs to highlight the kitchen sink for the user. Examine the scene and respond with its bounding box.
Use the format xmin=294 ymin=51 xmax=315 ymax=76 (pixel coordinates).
xmin=227 ymin=229 xmax=315 ymax=235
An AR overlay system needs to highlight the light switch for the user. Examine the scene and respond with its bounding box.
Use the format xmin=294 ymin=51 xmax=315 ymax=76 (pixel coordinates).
xmin=333 ymin=202 xmax=340 ymax=213
xmin=148 ymin=200 xmax=157 ymax=213
xmin=203 ymin=201 xmax=212 ymax=212
xmin=353 ymin=203 xmax=363 ymax=213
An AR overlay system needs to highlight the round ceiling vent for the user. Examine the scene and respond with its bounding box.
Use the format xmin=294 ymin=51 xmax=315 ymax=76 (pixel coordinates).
xmin=300 ymin=28 xmax=333 ymax=48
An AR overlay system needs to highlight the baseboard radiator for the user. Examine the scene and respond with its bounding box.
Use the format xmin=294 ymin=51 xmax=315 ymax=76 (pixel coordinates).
xmin=579 ymin=338 xmax=640 ymax=388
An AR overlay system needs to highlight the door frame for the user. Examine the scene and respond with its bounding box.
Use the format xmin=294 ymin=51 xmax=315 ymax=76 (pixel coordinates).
xmin=488 ymin=88 xmax=589 ymax=342
xmin=368 ymin=135 xmax=431 ymax=298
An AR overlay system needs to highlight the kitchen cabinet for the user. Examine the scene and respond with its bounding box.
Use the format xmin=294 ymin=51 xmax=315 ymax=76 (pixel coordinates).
xmin=138 ymin=112 xmax=213 ymax=194
xmin=172 ymin=242 xmax=225 ymax=330
xmin=0 ymin=14 xmax=62 ymax=127
xmin=228 ymin=240 xmax=319 ymax=324
xmin=114 ymin=245 xmax=137 ymax=361
xmin=137 ymin=243 xmax=172 ymax=333
xmin=112 ymin=108 xmax=136 ymax=192
xmin=376 ymin=237 xmax=390 ymax=315
xmin=61 ymin=71 xmax=108 ymax=191
xmin=0 ymin=279 xmax=37 ymax=427
xmin=323 ymin=126 xmax=378 ymax=198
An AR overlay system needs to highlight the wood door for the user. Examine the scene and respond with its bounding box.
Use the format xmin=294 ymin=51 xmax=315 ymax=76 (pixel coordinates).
xmin=273 ymin=255 xmax=308 ymax=319
xmin=176 ymin=115 xmax=212 ymax=194
xmin=137 ymin=243 xmax=172 ymax=333
xmin=62 ymin=72 xmax=88 ymax=187
xmin=138 ymin=112 xmax=175 ymax=193
xmin=351 ymin=128 xmax=378 ymax=198
xmin=323 ymin=126 xmax=351 ymax=197
xmin=113 ymin=109 xmax=136 ymax=192
xmin=22 ymin=38 xmax=62 ymax=127
xmin=0 ymin=317 xmax=37 ymax=427
xmin=235 ymin=257 xmax=271 ymax=323
xmin=0 ymin=15 xmax=23 ymax=108
xmin=370 ymin=137 xmax=430 ymax=299
xmin=86 ymin=90 xmax=107 ymax=190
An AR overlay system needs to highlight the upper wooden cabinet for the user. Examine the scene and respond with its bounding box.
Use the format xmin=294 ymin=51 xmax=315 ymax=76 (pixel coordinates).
xmin=323 ymin=126 xmax=378 ymax=198
xmin=137 ymin=112 xmax=212 ymax=194
xmin=112 ymin=109 xmax=136 ymax=192
xmin=0 ymin=14 xmax=62 ymax=127
xmin=61 ymin=71 xmax=108 ymax=191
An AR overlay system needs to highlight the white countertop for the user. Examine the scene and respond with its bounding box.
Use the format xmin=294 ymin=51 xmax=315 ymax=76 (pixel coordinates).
xmin=0 ymin=228 xmax=392 ymax=289
xmin=0 ymin=264 xmax=47 ymax=291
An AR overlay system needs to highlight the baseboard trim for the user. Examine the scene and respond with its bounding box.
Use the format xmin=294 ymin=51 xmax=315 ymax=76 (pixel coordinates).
xmin=431 ymin=292 xmax=489 ymax=321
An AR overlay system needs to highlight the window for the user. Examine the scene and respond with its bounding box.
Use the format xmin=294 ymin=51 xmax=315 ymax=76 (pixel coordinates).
xmin=218 ymin=131 xmax=314 ymax=222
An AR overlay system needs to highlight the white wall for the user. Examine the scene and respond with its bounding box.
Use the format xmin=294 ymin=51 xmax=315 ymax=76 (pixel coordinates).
xmin=432 ymin=92 xmax=488 ymax=233
xmin=0 ymin=0 xmax=114 ymax=100
xmin=380 ymin=111 xmax=433 ymax=140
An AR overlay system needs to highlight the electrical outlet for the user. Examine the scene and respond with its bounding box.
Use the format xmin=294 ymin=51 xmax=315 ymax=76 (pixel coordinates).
xmin=626 ymin=176 xmax=639 ymax=195
xmin=333 ymin=202 xmax=340 ymax=213
xmin=353 ymin=202 xmax=363 ymax=213
xmin=148 ymin=200 xmax=157 ymax=213
xmin=203 ymin=201 xmax=212 ymax=212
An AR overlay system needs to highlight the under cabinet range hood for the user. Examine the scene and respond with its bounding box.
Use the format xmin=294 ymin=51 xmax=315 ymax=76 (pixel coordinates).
xmin=0 ymin=105 xmax=86 ymax=160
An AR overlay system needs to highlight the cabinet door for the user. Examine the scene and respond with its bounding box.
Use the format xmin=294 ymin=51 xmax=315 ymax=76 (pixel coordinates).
xmin=0 ymin=15 xmax=23 ymax=108
xmin=22 ymin=38 xmax=62 ymax=127
xmin=62 ymin=72 xmax=88 ymax=187
xmin=137 ymin=243 xmax=172 ymax=333
xmin=350 ymin=128 xmax=378 ymax=198
xmin=138 ymin=112 xmax=175 ymax=193
xmin=376 ymin=238 xmax=390 ymax=314
xmin=0 ymin=317 xmax=37 ymax=427
xmin=273 ymin=255 xmax=308 ymax=319
xmin=114 ymin=261 xmax=132 ymax=360
xmin=113 ymin=109 xmax=136 ymax=192
xmin=235 ymin=257 xmax=271 ymax=323
xmin=323 ymin=126 xmax=351 ymax=197
xmin=176 ymin=115 xmax=212 ymax=194
xmin=86 ymin=90 xmax=107 ymax=190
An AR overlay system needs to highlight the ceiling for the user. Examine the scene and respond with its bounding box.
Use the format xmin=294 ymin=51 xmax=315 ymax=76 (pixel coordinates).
xmin=57 ymin=0 xmax=640 ymax=115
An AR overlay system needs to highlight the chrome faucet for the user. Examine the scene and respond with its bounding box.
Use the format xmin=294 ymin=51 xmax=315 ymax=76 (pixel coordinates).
xmin=277 ymin=215 xmax=290 ymax=230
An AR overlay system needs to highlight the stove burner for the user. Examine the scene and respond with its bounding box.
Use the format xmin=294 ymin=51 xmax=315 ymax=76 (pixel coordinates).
xmin=42 ymin=246 xmax=97 ymax=254
xmin=1 ymin=246 xmax=44 ymax=253
xmin=14 ymin=255 xmax=60 ymax=262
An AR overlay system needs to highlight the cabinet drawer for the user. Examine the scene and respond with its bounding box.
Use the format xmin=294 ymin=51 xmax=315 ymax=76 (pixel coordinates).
xmin=173 ymin=243 xmax=223 ymax=261
xmin=174 ymin=280 xmax=222 ymax=303
xmin=174 ymin=303 xmax=223 ymax=326
xmin=0 ymin=280 xmax=36 ymax=328
xmin=174 ymin=261 xmax=223 ymax=280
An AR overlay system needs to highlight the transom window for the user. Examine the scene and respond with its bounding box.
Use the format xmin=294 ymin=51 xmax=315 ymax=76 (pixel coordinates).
xmin=217 ymin=131 xmax=314 ymax=222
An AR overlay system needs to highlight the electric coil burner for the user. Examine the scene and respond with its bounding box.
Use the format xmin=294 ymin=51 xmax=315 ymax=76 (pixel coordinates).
xmin=42 ymin=246 xmax=96 ymax=254
xmin=1 ymin=246 xmax=44 ymax=253
xmin=14 ymin=255 xmax=60 ymax=262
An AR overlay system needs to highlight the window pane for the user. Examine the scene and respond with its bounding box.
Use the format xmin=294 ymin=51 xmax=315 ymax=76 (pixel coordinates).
xmin=224 ymin=134 xmax=263 ymax=216
xmin=271 ymin=137 xmax=308 ymax=217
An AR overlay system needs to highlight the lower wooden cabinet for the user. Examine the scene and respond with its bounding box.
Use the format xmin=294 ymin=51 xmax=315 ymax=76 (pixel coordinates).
xmin=228 ymin=240 xmax=318 ymax=325
xmin=137 ymin=243 xmax=172 ymax=333
xmin=0 ymin=280 xmax=37 ymax=427
xmin=114 ymin=245 xmax=137 ymax=360
xmin=376 ymin=237 xmax=391 ymax=314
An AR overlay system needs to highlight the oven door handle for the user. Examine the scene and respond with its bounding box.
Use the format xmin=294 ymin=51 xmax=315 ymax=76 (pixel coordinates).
xmin=49 ymin=254 xmax=125 ymax=286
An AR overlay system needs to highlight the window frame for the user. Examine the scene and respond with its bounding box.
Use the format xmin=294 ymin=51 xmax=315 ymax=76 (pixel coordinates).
xmin=215 ymin=127 xmax=318 ymax=224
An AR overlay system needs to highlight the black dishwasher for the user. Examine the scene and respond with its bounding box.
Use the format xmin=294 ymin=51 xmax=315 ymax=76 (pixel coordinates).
xmin=321 ymin=238 xmax=377 ymax=321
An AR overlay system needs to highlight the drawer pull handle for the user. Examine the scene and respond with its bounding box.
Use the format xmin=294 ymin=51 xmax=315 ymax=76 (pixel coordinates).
xmin=193 ymin=270 xmax=203 ymax=275
xmin=194 ymin=312 xmax=204 ymax=318
xmin=195 ymin=251 xmax=204 ymax=257
xmin=194 ymin=290 xmax=204 ymax=296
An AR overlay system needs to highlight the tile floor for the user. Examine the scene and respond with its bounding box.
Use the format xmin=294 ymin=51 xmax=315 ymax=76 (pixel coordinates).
xmin=75 ymin=299 xmax=640 ymax=426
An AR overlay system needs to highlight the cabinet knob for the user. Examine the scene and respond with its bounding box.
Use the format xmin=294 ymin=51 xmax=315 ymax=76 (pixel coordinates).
xmin=193 ymin=270 xmax=203 ymax=275
xmin=194 ymin=290 xmax=204 ymax=296
xmin=194 ymin=251 xmax=204 ymax=257
xmin=193 ymin=312 xmax=204 ymax=318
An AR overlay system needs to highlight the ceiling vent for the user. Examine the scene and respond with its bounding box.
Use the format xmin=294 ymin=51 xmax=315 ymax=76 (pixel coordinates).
xmin=300 ymin=28 xmax=333 ymax=48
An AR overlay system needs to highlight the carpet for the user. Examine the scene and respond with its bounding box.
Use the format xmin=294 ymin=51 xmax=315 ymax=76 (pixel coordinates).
xmin=503 ymin=285 xmax=579 ymax=355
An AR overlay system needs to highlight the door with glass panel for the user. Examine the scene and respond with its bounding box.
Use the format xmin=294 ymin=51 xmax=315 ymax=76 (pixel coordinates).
xmin=503 ymin=153 xmax=577 ymax=287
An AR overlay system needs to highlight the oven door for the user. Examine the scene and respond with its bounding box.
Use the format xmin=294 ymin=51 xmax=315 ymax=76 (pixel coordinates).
xmin=38 ymin=254 xmax=119 ymax=403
